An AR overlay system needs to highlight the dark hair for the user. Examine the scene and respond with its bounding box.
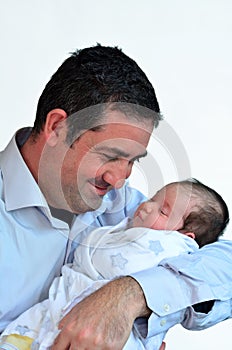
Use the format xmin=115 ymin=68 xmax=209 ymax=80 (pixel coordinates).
xmin=179 ymin=178 xmax=229 ymax=247
xmin=32 ymin=44 xmax=162 ymax=140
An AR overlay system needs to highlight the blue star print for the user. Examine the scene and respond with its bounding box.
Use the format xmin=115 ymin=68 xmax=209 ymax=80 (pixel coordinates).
xmin=15 ymin=325 xmax=31 ymax=335
xmin=111 ymin=253 xmax=128 ymax=270
xmin=149 ymin=240 xmax=164 ymax=255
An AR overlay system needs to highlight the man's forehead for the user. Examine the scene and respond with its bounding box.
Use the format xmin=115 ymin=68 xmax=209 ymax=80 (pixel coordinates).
xmin=87 ymin=120 xmax=152 ymax=151
xmin=101 ymin=108 xmax=153 ymax=129
xmin=98 ymin=121 xmax=153 ymax=136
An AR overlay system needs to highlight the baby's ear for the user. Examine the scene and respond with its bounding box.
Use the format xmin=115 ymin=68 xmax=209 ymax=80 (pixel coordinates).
xmin=184 ymin=231 xmax=196 ymax=240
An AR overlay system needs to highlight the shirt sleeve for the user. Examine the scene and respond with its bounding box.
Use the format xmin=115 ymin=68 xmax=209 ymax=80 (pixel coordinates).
xmin=181 ymin=299 xmax=232 ymax=330
xmin=131 ymin=239 xmax=232 ymax=337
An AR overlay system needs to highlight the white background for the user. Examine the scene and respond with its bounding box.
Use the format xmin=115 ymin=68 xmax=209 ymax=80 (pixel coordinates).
xmin=1 ymin=1 xmax=231 ymax=348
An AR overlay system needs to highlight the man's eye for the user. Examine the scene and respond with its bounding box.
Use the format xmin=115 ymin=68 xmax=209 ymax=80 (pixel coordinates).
xmin=129 ymin=157 xmax=140 ymax=164
xmin=160 ymin=210 xmax=168 ymax=216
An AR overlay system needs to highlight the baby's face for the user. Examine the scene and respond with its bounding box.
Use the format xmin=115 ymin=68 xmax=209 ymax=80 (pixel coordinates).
xmin=133 ymin=184 xmax=193 ymax=231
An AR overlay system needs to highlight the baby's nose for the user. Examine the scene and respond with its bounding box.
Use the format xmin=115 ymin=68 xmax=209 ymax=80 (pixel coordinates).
xmin=142 ymin=203 xmax=153 ymax=213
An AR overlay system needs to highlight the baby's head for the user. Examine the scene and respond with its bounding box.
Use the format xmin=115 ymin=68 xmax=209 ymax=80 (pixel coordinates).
xmin=133 ymin=178 xmax=229 ymax=247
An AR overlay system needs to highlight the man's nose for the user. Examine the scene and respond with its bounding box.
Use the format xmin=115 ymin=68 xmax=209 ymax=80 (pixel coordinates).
xmin=102 ymin=160 xmax=133 ymax=189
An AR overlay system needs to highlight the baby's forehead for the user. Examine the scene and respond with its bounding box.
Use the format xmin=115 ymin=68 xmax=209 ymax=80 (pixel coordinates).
xmin=158 ymin=183 xmax=197 ymax=204
xmin=164 ymin=182 xmax=193 ymax=194
xmin=151 ymin=183 xmax=183 ymax=201
xmin=161 ymin=183 xmax=186 ymax=194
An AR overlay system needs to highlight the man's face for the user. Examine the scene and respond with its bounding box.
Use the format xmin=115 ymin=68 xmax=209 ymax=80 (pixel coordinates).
xmin=43 ymin=110 xmax=153 ymax=213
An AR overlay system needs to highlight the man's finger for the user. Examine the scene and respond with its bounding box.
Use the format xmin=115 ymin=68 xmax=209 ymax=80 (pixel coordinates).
xmin=51 ymin=331 xmax=70 ymax=350
xmin=159 ymin=341 xmax=166 ymax=350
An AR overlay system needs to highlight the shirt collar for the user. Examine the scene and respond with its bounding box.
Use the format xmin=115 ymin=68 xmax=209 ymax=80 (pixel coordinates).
xmin=0 ymin=128 xmax=48 ymax=211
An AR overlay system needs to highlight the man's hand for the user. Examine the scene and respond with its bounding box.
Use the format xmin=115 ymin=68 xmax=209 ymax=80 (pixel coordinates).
xmin=51 ymin=276 xmax=151 ymax=350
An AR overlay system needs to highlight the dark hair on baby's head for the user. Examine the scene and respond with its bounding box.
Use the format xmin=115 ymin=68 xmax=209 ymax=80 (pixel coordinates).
xmin=179 ymin=178 xmax=229 ymax=247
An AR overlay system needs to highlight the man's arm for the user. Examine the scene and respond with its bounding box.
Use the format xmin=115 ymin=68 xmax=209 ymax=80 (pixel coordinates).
xmin=131 ymin=239 xmax=232 ymax=337
xmin=51 ymin=276 xmax=150 ymax=350
xmin=51 ymin=242 xmax=232 ymax=349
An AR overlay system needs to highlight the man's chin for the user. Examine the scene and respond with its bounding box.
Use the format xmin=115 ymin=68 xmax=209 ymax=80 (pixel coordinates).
xmin=69 ymin=196 xmax=103 ymax=214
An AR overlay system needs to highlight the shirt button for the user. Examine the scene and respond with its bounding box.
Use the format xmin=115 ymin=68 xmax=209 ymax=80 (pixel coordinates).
xmin=163 ymin=304 xmax=170 ymax=312
xmin=160 ymin=319 xmax=166 ymax=326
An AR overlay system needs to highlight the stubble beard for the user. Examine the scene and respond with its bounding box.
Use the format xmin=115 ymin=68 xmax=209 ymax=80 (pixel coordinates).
xmin=62 ymin=182 xmax=104 ymax=214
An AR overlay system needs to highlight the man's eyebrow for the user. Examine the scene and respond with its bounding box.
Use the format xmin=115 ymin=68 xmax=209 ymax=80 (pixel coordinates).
xmin=93 ymin=146 xmax=147 ymax=159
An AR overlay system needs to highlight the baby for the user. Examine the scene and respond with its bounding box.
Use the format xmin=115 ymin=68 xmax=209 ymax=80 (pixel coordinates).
xmin=0 ymin=178 xmax=229 ymax=350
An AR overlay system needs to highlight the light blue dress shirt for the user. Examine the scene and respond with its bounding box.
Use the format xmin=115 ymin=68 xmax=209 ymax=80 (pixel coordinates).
xmin=1 ymin=128 xmax=232 ymax=338
xmin=131 ymin=236 xmax=232 ymax=338
xmin=0 ymin=132 xmax=68 ymax=331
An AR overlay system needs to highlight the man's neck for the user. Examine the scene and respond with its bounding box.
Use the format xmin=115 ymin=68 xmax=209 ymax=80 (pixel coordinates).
xmin=49 ymin=206 xmax=74 ymax=227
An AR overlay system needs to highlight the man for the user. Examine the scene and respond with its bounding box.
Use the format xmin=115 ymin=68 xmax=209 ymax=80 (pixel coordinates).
xmin=1 ymin=45 xmax=232 ymax=349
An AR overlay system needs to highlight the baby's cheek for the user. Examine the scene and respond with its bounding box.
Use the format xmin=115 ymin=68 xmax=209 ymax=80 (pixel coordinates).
xmin=148 ymin=215 xmax=164 ymax=230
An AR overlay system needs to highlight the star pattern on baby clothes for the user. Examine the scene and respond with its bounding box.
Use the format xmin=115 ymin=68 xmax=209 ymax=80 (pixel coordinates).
xmin=111 ymin=253 xmax=128 ymax=270
xmin=148 ymin=240 xmax=164 ymax=255
xmin=15 ymin=325 xmax=31 ymax=335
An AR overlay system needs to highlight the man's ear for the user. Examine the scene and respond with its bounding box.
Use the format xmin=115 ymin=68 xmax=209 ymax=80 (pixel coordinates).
xmin=44 ymin=109 xmax=68 ymax=146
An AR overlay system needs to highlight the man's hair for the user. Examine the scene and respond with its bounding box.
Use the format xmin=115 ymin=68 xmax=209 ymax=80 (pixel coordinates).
xmin=179 ymin=178 xmax=229 ymax=247
xmin=32 ymin=44 xmax=162 ymax=141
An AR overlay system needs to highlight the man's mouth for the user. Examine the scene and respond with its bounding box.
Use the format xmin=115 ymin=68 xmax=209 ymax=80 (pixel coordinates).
xmin=89 ymin=181 xmax=111 ymax=196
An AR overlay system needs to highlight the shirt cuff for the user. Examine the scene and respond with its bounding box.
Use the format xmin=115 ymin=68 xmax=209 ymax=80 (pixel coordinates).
xmin=130 ymin=264 xmax=214 ymax=338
